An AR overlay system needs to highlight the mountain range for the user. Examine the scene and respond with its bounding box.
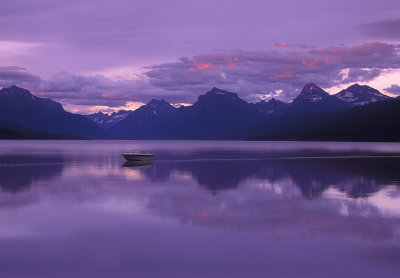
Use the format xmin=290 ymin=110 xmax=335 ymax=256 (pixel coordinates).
xmin=87 ymin=110 xmax=130 ymax=131
xmin=0 ymin=85 xmax=102 ymax=138
xmin=0 ymin=83 xmax=398 ymax=141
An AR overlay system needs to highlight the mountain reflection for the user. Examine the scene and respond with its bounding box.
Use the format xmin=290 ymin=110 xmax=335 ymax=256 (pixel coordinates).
xmin=0 ymin=141 xmax=399 ymax=248
xmin=134 ymin=156 xmax=400 ymax=199
xmin=0 ymin=155 xmax=64 ymax=193
xmin=133 ymin=153 xmax=400 ymax=242
xmin=146 ymin=185 xmax=400 ymax=242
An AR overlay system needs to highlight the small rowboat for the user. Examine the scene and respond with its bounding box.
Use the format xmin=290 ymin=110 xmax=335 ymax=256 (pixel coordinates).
xmin=122 ymin=151 xmax=154 ymax=162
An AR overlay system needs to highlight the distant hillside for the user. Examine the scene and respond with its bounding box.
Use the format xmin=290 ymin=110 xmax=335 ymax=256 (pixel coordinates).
xmin=251 ymin=99 xmax=400 ymax=142
xmin=0 ymin=120 xmax=83 ymax=139
xmin=87 ymin=110 xmax=131 ymax=130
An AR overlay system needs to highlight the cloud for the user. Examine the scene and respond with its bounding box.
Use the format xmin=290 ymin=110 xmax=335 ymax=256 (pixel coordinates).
xmin=358 ymin=18 xmax=400 ymax=39
xmin=0 ymin=0 xmax=399 ymax=79
xmin=266 ymin=42 xmax=290 ymax=48
xmin=0 ymin=66 xmax=41 ymax=88
xmin=343 ymin=68 xmax=381 ymax=83
xmin=145 ymin=42 xmax=400 ymax=102
xmin=37 ymin=72 xmax=161 ymax=107
xmin=384 ymin=84 xmax=400 ymax=95
xmin=1 ymin=41 xmax=400 ymax=111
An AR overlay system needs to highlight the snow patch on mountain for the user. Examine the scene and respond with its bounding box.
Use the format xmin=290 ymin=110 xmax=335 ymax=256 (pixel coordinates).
xmin=335 ymin=84 xmax=391 ymax=106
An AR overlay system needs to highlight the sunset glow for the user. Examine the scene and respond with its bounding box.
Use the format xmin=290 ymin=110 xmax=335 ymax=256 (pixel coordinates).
xmin=0 ymin=2 xmax=400 ymax=277
xmin=0 ymin=0 xmax=398 ymax=113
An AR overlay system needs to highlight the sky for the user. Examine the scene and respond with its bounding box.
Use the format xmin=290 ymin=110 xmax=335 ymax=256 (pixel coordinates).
xmin=0 ymin=0 xmax=399 ymax=114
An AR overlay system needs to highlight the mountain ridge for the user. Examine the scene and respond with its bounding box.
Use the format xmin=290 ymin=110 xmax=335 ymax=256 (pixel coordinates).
xmin=87 ymin=110 xmax=131 ymax=130
xmin=334 ymin=83 xmax=391 ymax=105
xmin=0 ymin=85 xmax=103 ymax=138
xmin=1 ymin=83 xmax=396 ymax=141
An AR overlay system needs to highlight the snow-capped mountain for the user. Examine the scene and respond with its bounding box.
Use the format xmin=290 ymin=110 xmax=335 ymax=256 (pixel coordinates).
xmin=293 ymin=83 xmax=331 ymax=103
xmin=290 ymin=83 xmax=347 ymax=113
xmin=334 ymin=84 xmax=391 ymax=106
xmin=87 ymin=110 xmax=131 ymax=130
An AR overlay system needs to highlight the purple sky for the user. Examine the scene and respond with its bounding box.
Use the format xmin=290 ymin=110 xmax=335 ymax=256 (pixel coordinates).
xmin=0 ymin=0 xmax=399 ymax=113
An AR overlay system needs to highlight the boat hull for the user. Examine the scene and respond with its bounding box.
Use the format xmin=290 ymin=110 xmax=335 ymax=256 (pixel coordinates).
xmin=122 ymin=154 xmax=154 ymax=162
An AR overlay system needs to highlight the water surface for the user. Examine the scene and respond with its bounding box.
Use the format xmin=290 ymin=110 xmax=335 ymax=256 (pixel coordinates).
xmin=0 ymin=140 xmax=399 ymax=278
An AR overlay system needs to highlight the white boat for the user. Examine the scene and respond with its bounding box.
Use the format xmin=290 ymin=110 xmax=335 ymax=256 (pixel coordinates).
xmin=122 ymin=151 xmax=154 ymax=162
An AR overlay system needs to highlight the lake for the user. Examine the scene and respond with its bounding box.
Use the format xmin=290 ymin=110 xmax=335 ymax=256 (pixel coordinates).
xmin=0 ymin=140 xmax=399 ymax=277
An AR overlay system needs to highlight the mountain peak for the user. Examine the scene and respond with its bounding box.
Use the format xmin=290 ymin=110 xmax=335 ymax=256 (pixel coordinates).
xmin=303 ymin=83 xmax=318 ymax=90
xmin=92 ymin=111 xmax=106 ymax=116
xmin=211 ymin=87 xmax=225 ymax=92
xmin=110 ymin=110 xmax=130 ymax=116
xmin=256 ymin=98 xmax=285 ymax=105
xmin=0 ymin=85 xmax=102 ymax=138
xmin=146 ymin=99 xmax=171 ymax=107
xmin=136 ymin=99 xmax=175 ymax=115
xmin=205 ymin=87 xmax=239 ymax=98
xmin=1 ymin=85 xmax=33 ymax=97
xmin=8 ymin=84 xmax=23 ymax=90
xmin=267 ymin=98 xmax=284 ymax=104
xmin=294 ymin=83 xmax=330 ymax=103
xmin=334 ymin=83 xmax=391 ymax=106
xmin=255 ymin=98 xmax=288 ymax=116
xmin=192 ymin=88 xmax=248 ymax=113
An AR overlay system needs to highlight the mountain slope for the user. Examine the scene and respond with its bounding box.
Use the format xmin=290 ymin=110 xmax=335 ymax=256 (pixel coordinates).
xmin=254 ymin=98 xmax=288 ymax=117
xmin=109 ymin=99 xmax=176 ymax=138
xmin=143 ymin=87 xmax=264 ymax=139
xmin=0 ymin=85 xmax=103 ymax=138
xmin=0 ymin=119 xmax=83 ymax=139
xmin=251 ymin=99 xmax=400 ymax=142
xmin=87 ymin=110 xmax=130 ymax=130
xmin=334 ymin=84 xmax=391 ymax=106
xmin=290 ymin=83 xmax=347 ymax=113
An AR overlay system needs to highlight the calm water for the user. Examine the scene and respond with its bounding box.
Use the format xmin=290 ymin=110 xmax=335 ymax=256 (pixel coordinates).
xmin=0 ymin=140 xmax=399 ymax=278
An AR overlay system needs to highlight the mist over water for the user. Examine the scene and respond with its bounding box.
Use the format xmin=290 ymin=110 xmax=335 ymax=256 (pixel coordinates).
xmin=0 ymin=140 xmax=399 ymax=278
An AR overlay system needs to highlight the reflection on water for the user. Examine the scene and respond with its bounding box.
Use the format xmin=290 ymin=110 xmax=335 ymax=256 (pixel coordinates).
xmin=127 ymin=157 xmax=400 ymax=197
xmin=0 ymin=155 xmax=64 ymax=193
xmin=0 ymin=140 xmax=399 ymax=278
xmin=123 ymin=161 xmax=155 ymax=167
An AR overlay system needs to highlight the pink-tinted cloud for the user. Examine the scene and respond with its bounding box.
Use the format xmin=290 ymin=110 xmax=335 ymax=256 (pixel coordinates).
xmin=301 ymin=60 xmax=316 ymax=67
xmin=295 ymin=44 xmax=312 ymax=50
xmin=267 ymin=42 xmax=290 ymax=48
xmin=2 ymin=41 xmax=400 ymax=111
xmin=273 ymin=73 xmax=293 ymax=79
xmin=275 ymin=42 xmax=290 ymax=48
xmin=189 ymin=63 xmax=220 ymax=71
xmin=145 ymin=42 xmax=400 ymax=102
